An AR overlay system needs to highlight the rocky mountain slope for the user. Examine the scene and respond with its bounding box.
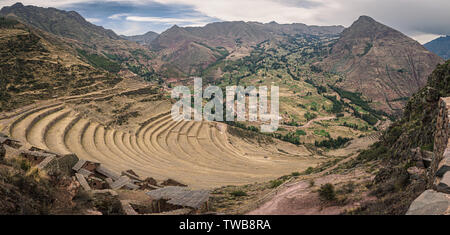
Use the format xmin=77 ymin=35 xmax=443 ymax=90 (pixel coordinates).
xmin=0 ymin=3 xmax=119 ymax=42
xmin=345 ymin=60 xmax=449 ymax=214
xmin=0 ymin=17 xmax=121 ymax=112
xmin=149 ymin=21 xmax=344 ymax=77
xmin=424 ymin=35 xmax=450 ymax=60
xmin=320 ymin=16 xmax=443 ymax=115
xmin=0 ymin=3 xmax=157 ymax=82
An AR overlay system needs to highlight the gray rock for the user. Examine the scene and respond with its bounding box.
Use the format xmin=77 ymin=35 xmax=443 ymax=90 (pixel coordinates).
xmin=110 ymin=176 xmax=131 ymax=190
xmin=406 ymin=190 xmax=450 ymax=215
xmin=436 ymin=156 xmax=450 ymax=177
xmin=76 ymin=173 xmax=92 ymax=191
xmin=437 ymin=172 xmax=450 ymax=194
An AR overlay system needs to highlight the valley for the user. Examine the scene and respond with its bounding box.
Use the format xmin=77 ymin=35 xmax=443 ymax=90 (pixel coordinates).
xmin=0 ymin=2 xmax=448 ymax=215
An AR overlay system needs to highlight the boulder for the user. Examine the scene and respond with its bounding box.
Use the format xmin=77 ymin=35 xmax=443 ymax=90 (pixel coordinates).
xmin=436 ymin=172 xmax=450 ymax=193
xmin=406 ymin=190 xmax=450 ymax=215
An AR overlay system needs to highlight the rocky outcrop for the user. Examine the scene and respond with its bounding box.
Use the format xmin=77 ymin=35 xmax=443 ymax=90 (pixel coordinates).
xmin=406 ymin=190 xmax=450 ymax=215
xmin=407 ymin=97 xmax=450 ymax=214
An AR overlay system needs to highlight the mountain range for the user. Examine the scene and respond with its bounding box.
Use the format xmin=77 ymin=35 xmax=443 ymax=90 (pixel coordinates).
xmin=121 ymin=31 xmax=159 ymax=46
xmin=424 ymin=35 xmax=450 ymax=60
xmin=0 ymin=3 xmax=444 ymax=116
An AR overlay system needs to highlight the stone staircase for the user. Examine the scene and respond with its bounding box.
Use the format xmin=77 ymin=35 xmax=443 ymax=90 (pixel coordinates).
xmin=407 ymin=97 xmax=450 ymax=215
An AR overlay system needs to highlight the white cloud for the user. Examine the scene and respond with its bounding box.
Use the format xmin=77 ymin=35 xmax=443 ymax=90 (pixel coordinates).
xmin=108 ymin=13 xmax=130 ymax=20
xmin=411 ymin=33 xmax=443 ymax=44
xmin=85 ymin=17 xmax=101 ymax=23
xmin=153 ymin=0 xmax=321 ymax=24
xmin=125 ymin=15 xmax=211 ymax=24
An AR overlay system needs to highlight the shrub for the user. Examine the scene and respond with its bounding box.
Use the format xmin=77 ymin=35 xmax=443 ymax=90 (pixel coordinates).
xmin=341 ymin=182 xmax=356 ymax=194
xmin=315 ymin=136 xmax=352 ymax=149
xmin=295 ymin=130 xmax=307 ymax=136
xmin=77 ymin=49 xmax=121 ymax=73
xmin=318 ymin=183 xmax=336 ymax=201
xmin=303 ymin=167 xmax=314 ymax=175
xmin=314 ymin=130 xmax=330 ymax=138
xmin=269 ymin=180 xmax=283 ymax=188
xmin=230 ymin=190 xmax=247 ymax=197
xmin=291 ymin=172 xmax=300 ymax=177
xmin=304 ymin=112 xmax=318 ymax=121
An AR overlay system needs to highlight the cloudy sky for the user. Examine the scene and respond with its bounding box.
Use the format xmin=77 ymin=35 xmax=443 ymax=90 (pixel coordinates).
xmin=1 ymin=0 xmax=449 ymax=43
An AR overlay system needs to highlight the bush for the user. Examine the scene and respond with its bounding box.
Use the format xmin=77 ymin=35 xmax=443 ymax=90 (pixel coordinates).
xmin=324 ymin=95 xmax=343 ymax=114
xmin=269 ymin=180 xmax=283 ymax=188
xmin=341 ymin=182 xmax=356 ymax=194
xmin=304 ymin=112 xmax=318 ymax=121
xmin=291 ymin=172 xmax=300 ymax=177
xmin=318 ymin=183 xmax=336 ymax=201
xmin=230 ymin=190 xmax=247 ymax=197
xmin=77 ymin=49 xmax=121 ymax=73
xmin=314 ymin=130 xmax=330 ymax=138
xmin=315 ymin=136 xmax=352 ymax=149
xmin=303 ymin=167 xmax=314 ymax=175
xmin=295 ymin=130 xmax=307 ymax=136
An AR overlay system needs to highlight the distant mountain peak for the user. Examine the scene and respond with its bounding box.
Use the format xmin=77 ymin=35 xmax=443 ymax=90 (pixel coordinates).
xmin=424 ymin=35 xmax=450 ymax=60
xmin=350 ymin=15 xmax=383 ymax=29
xmin=121 ymin=31 xmax=159 ymax=46
xmin=355 ymin=15 xmax=376 ymax=23
xmin=10 ymin=2 xmax=24 ymax=8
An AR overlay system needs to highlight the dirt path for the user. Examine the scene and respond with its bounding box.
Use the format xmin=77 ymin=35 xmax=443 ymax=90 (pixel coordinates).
xmin=247 ymin=168 xmax=373 ymax=215
xmin=246 ymin=133 xmax=380 ymax=215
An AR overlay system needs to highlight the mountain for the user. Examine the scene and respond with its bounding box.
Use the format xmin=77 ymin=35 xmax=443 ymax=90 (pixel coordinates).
xmin=0 ymin=3 xmax=157 ymax=81
xmin=0 ymin=16 xmax=121 ymax=111
xmin=121 ymin=31 xmax=159 ymax=46
xmin=150 ymin=21 xmax=344 ymax=77
xmin=0 ymin=3 xmax=119 ymax=42
xmin=320 ymin=16 xmax=443 ymax=115
xmin=424 ymin=35 xmax=450 ymax=60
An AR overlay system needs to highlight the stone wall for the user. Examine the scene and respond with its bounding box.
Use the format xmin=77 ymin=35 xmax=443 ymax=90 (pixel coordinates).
xmin=407 ymin=97 xmax=450 ymax=215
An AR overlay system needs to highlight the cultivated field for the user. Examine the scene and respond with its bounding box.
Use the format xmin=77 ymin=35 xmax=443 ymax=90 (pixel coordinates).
xmin=0 ymin=81 xmax=321 ymax=189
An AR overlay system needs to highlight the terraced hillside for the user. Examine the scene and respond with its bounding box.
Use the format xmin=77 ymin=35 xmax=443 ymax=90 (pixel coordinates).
xmin=0 ymin=16 xmax=122 ymax=112
xmin=0 ymin=81 xmax=319 ymax=189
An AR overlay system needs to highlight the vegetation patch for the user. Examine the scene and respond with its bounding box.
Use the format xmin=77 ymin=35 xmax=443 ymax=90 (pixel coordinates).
xmin=77 ymin=49 xmax=121 ymax=73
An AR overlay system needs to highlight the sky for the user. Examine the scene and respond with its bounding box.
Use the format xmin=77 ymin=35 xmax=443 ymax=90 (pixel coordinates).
xmin=1 ymin=0 xmax=449 ymax=44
